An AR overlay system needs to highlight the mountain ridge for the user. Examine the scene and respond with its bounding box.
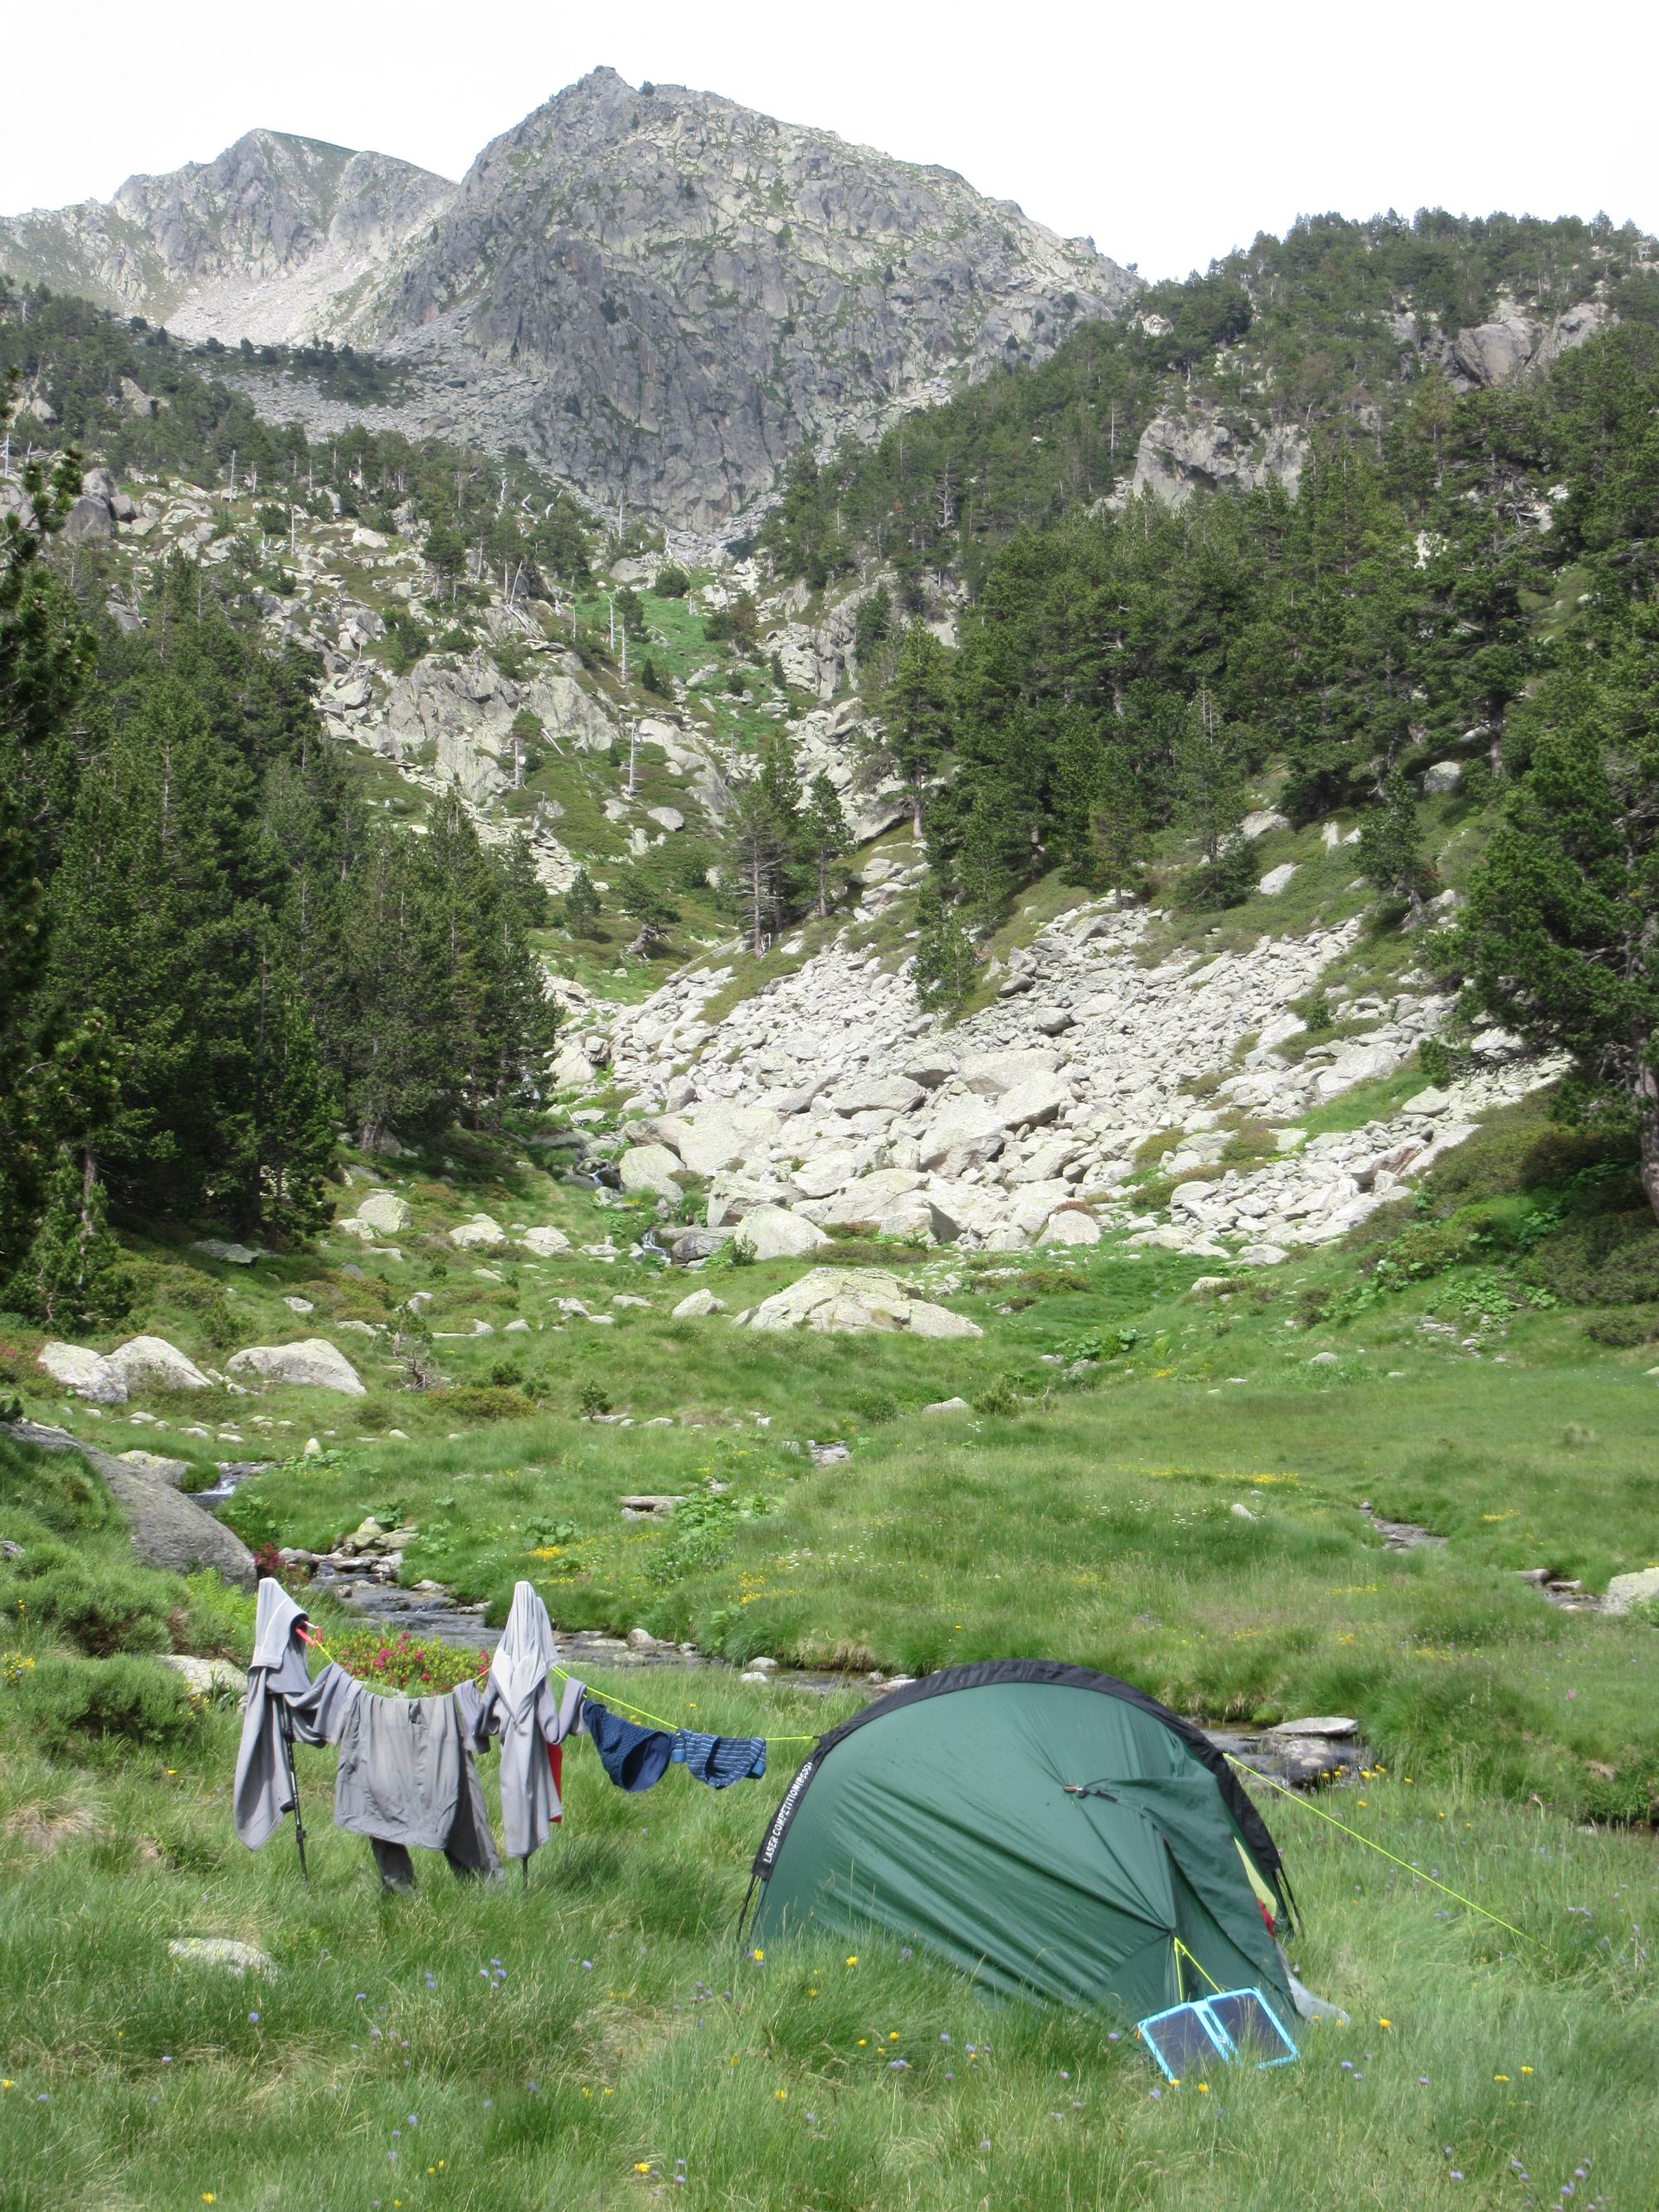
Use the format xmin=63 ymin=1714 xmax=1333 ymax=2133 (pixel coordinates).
xmin=0 ymin=70 xmax=1133 ymax=528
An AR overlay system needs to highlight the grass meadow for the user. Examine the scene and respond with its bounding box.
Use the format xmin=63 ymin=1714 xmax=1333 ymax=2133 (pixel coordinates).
xmin=4 ymin=1077 xmax=1659 ymax=2202
xmin=1 ymin=1657 xmax=1654 ymax=2212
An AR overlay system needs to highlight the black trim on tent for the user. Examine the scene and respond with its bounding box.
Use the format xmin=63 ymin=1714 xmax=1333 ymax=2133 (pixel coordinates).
xmin=749 ymin=1659 xmax=1293 ymax=1923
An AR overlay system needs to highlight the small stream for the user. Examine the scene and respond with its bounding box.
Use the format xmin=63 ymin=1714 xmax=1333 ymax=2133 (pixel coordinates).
xmin=202 ymin=1465 xmax=1370 ymax=1778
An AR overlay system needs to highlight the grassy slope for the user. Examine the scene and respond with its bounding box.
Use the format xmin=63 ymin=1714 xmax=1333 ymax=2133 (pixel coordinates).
xmin=7 ymin=1081 xmax=1657 ymax=1821
xmin=0 ymin=1427 xmax=1651 ymax=2212
xmin=0 ymin=1545 xmax=1652 ymax=2210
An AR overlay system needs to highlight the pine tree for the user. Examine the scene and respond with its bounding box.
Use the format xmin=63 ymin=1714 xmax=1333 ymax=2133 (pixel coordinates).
xmin=864 ymin=622 xmax=954 ymax=833
xmin=800 ymin=773 xmax=850 ymax=917
xmin=1173 ymin=691 xmax=1254 ymax=908
xmin=250 ymin=959 xmax=338 ymax=1240
xmin=1174 ymin=690 xmax=1247 ymax=864
xmin=0 ymin=380 xmax=88 ymax=1284
xmin=720 ymin=768 xmax=791 ymax=954
xmin=561 ymin=866 xmax=602 ymax=937
xmin=1089 ymin=745 xmax=1146 ymax=902
xmin=1452 ymin=621 xmax=1659 ymax=1221
xmin=617 ymin=860 xmax=679 ymax=955
xmin=910 ymin=882 xmax=977 ymax=1012
xmin=1356 ymin=770 xmax=1433 ymax=916
xmin=8 ymin=1147 xmax=130 ymax=1327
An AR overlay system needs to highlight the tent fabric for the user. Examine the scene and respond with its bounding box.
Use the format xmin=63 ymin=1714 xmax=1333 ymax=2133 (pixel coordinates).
xmin=747 ymin=1661 xmax=1293 ymax=2025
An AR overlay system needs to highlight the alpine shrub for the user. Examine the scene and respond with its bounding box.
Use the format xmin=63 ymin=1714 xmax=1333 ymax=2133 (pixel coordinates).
xmin=19 ymin=1656 xmax=202 ymax=1757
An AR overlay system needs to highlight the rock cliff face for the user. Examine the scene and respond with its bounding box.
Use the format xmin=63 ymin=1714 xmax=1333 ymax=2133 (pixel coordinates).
xmin=353 ymin=69 xmax=1132 ymax=528
xmin=0 ymin=72 xmax=1131 ymax=529
xmin=0 ymin=129 xmax=451 ymax=341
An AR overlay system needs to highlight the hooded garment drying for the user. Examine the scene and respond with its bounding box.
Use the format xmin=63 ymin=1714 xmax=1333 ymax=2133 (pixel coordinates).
xmin=232 ymin=1578 xmax=499 ymax=1883
xmin=232 ymin=1577 xmax=314 ymax=1850
xmin=469 ymin=1581 xmax=586 ymax=1861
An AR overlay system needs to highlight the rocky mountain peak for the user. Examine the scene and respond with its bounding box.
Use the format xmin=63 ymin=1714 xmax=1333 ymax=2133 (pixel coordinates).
xmin=1 ymin=73 xmax=1132 ymax=530
xmin=0 ymin=126 xmax=452 ymax=344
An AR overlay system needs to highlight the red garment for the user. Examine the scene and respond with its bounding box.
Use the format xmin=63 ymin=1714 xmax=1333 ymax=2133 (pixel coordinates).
xmin=548 ymin=1741 xmax=563 ymax=1821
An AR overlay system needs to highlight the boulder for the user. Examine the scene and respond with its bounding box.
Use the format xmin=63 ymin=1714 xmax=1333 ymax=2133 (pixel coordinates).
xmin=551 ymin=1047 xmax=596 ymax=1088
xmin=739 ymin=1266 xmax=981 ymax=1339
xmin=1422 ymin=761 xmax=1463 ymax=795
xmin=916 ymin=1098 xmax=1006 ymax=1171
xmin=225 ymin=1339 xmax=367 ymax=1396
xmin=997 ymin=1076 xmax=1072 ymax=1130
xmin=1258 ymin=863 xmax=1297 ymax=897
xmin=450 ymin=1214 xmax=508 ymax=1249
xmin=668 ymin=1227 xmax=731 ymax=1264
xmin=815 ymin=1169 xmax=925 ymax=1230
xmin=36 ymin=1342 xmax=125 ymax=1403
xmin=116 ymin=1450 xmax=192 ymax=1486
xmin=518 ymin=1225 xmax=572 ymax=1257
xmin=674 ymin=1102 xmax=782 ymax=1178
xmin=1235 ymin=1242 xmax=1289 ymax=1267
xmin=1255 ymin=1012 xmax=1306 ymax=1053
xmin=167 ymin=1936 xmax=275 ymax=1976
xmin=925 ymin=1186 xmax=1011 ymax=1243
xmin=707 ymin=1170 xmax=801 ymax=1224
xmin=828 ymin=1074 xmax=924 ymax=1116
xmin=901 ymin=1047 xmax=957 ymax=1089
xmin=1241 ymin=809 xmax=1290 ymax=840
xmin=192 ymin=1238 xmax=261 ymax=1264
xmin=904 ymin=1300 xmax=985 ymax=1339
xmin=618 ymin=1144 xmax=684 ymax=1199
xmin=20 ymin=1430 xmax=257 ymax=1587
xmin=106 ymin=1337 xmax=212 ymax=1393
xmin=1603 ymin=1566 xmax=1659 ymax=1616
xmin=1038 ymin=1208 xmax=1102 ymax=1247
xmin=733 ymin=1205 xmax=830 ymax=1260
xmin=1451 ymin=312 xmax=1539 ymax=387
xmin=922 ymin=1397 xmax=971 ymax=1414
xmin=355 ymin=1189 xmax=411 ymax=1234
xmin=791 ymin=1150 xmax=864 ymax=1200
xmin=1313 ymin=1043 xmax=1402 ymax=1097
xmin=672 ymin=1287 xmax=727 ymax=1319
xmin=61 ymin=495 xmax=113 ymax=542
xmin=958 ymin=1048 xmax=1061 ymax=1097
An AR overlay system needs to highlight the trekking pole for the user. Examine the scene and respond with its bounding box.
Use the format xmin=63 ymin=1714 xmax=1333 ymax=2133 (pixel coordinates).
xmin=279 ymin=1701 xmax=309 ymax=1886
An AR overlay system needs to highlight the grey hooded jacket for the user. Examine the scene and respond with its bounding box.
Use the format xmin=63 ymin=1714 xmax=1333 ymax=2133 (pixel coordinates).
xmin=471 ymin=1580 xmax=585 ymax=1860
xmin=232 ymin=1577 xmax=314 ymax=1850
xmin=233 ymin=1578 xmax=499 ymax=1873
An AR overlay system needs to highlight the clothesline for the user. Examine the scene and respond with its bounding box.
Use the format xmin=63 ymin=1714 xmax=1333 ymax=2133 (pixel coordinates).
xmin=547 ymin=1663 xmax=819 ymax=1747
xmin=298 ymin=1629 xmax=818 ymax=1748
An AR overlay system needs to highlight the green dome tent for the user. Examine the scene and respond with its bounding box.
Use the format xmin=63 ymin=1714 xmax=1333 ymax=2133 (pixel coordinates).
xmin=745 ymin=1661 xmax=1297 ymax=2025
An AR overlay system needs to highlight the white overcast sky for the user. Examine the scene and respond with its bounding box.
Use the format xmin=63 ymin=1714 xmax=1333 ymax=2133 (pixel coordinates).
xmin=4 ymin=0 xmax=1655 ymax=280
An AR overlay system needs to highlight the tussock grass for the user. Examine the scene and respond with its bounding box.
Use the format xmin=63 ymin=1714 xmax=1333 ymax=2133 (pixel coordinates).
xmin=0 ymin=1688 xmax=1652 ymax=2209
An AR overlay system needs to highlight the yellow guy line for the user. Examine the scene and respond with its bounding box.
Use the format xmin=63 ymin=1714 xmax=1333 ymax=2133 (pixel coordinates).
xmin=1173 ymin=1937 xmax=1224 ymax=1995
xmin=1226 ymin=1755 xmax=1534 ymax=1945
xmin=296 ymin=1634 xmax=815 ymax=1747
xmin=549 ymin=1663 xmax=817 ymax=1747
